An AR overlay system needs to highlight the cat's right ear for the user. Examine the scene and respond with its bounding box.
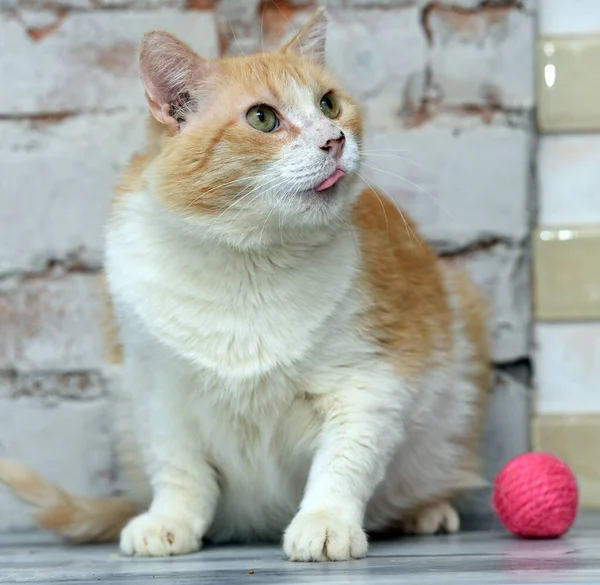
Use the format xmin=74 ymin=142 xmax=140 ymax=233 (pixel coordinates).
xmin=140 ymin=31 xmax=215 ymax=133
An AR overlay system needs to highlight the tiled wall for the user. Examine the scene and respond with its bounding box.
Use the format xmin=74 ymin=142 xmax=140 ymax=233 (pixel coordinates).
xmin=534 ymin=0 xmax=600 ymax=508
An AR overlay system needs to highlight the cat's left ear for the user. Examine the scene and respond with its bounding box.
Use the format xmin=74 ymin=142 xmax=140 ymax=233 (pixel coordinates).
xmin=140 ymin=31 xmax=217 ymax=133
xmin=281 ymin=8 xmax=327 ymax=66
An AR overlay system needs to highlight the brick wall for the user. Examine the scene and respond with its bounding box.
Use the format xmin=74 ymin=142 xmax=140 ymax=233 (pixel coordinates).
xmin=0 ymin=0 xmax=536 ymax=531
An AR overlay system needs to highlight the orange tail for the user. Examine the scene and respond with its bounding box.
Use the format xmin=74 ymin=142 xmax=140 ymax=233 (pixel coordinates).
xmin=0 ymin=459 xmax=139 ymax=543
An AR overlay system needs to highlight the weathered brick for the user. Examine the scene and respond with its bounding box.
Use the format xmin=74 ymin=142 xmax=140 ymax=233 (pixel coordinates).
xmin=0 ymin=398 xmax=112 ymax=531
xmin=237 ymin=6 xmax=427 ymax=114
xmin=0 ymin=371 xmax=107 ymax=401
xmin=441 ymin=244 xmax=530 ymax=364
xmin=461 ymin=244 xmax=530 ymax=364
xmin=362 ymin=118 xmax=532 ymax=251
xmin=0 ymin=274 xmax=107 ymax=372
xmin=423 ymin=3 xmax=534 ymax=109
xmin=0 ymin=0 xmax=186 ymax=7
xmin=346 ymin=0 xmax=414 ymax=5
xmin=0 ymin=112 xmax=147 ymax=274
xmin=481 ymin=368 xmax=530 ymax=477
xmin=327 ymin=7 xmax=426 ymax=105
xmin=0 ymin=11 xmax=218 ymax=114
xmin=0 ymin=0 xmax=534 ymax=541
xmin=418 ymin=0 xmax=536 ymax=11
xmin=216 ymin=1 xmax=428 ymax=109
xmin=457 ymin=367 xmax=530 ymax=522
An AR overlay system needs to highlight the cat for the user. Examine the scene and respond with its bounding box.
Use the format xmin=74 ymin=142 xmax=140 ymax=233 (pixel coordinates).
xmin=0 ymin=8 xmax=490 ymax=562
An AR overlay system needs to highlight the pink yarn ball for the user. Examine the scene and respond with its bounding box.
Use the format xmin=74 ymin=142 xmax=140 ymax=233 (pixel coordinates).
xmin=491 ymin=452 xmax=578 ymax=539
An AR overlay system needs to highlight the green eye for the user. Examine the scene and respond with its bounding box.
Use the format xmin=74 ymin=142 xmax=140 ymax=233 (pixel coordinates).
xmin=246 ymin=105 xmax=279 ymax=133
xmin=320 ymin=92 xmax=341 ymax=119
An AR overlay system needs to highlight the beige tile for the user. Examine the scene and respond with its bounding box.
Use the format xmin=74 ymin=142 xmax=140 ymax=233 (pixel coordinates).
xmin=538 ymin=135 xmax=600 ymax=225
xmin=535 ymin=322 xmax=600 ymax=415
xmin=534 ymin=226 xmax=600 ymax=320
xmin=532 ymin=414 xmax=600 ymax=509
xmin=539 ymin=0 xmax=600 ymax=36
xmin=538 ymin=35 xmax=600 ymax=132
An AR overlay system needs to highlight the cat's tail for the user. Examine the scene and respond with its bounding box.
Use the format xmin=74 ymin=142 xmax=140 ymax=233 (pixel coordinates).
xmin=0 ymin=458 xmax=139 ymax=543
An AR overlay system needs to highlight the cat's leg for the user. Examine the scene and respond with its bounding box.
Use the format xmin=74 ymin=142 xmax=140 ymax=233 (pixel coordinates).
xmin=118 ymin=348 xmax=219 ymax=557
xmin=284 ymin=364 xmax=405 ymax=562
xmin=402 ymin=501 xmax=460 ymax=535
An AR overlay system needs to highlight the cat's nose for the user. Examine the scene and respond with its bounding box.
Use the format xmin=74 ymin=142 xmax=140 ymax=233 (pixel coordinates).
xmin=320 ymin=131 xmax=345 ymax=159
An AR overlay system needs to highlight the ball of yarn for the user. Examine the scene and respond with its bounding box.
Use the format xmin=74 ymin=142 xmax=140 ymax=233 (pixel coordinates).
xmin=491 ymin=452 xmax=578 ymax=539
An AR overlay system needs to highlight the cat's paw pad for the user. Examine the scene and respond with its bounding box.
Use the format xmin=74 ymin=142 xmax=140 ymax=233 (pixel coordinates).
xmin=120 ymin=512 xmax=200 ymax=557
xmin=404 ymin=501 xmax=460 ymax=535
xmin=283 ymin=512 xmax=368 ymax=562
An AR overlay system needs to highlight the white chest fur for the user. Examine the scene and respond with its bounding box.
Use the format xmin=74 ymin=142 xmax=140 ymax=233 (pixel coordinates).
xmin=105 ymin=194 xmax=360 ymax=380
xmin=105 ymin=193 xmax=370 ymax=542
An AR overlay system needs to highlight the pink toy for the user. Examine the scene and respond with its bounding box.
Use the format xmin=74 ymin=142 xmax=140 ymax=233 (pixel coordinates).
xmin=491 ymin=452 xmax=578 ymax=539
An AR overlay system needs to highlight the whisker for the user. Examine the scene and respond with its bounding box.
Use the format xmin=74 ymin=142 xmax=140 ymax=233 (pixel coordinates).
xmin=279 ymin=207 xmax=285 ymax=248
xmin=181 ymin=176 xmax=254 ymax=214
xmin=332 ymin=209 xmax=360 ymax=258
xmin=358 ymin=171 xmax=389 ymax=237
xmin=358 ymin=174 xmax=425 ymax=251
xmin=183 ymin=168 xmax=277 ymax=214
xmin=227 ymin=176 xmax=284 ymax=225
xmin=259 ymin=203 xmax=278 ymax=245
xmin=260 ymin=2 xmax=266 ymax=53
xmin=228 ymin=16 xmax=246 ymax=58
xmin=210 ymin=177 xmax=281 ymax=228
xmin=270 ymin=0 xmax=300 ymax=54
xmin=361 ymin=152 xmax=432 ymax=174
xmin=207 ymin=187 xmax=255 ymax=229
xmin=361 ymin=148 xmax=409 ymax=154
xmin=361 ymin=162 xmax=453 ymax=218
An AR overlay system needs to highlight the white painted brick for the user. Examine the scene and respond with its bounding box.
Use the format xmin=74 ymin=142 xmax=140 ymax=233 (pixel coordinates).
xmin=363 ymin=119 xmax=532 ymax=251
xmin=0 ymin=398 xmax=112 ymax=531
xmin=481 ymin=369 xmax=530 ymax=478
xmin=247 ymin=6 xmax=427 ymax=109
xmin=219 ymin=4 xmax=427 ymax=112
xmin=345 ymin=0 xmax=414 ymax=6
xmin=0 ymin=372 xmax=107 ymax=401
xmin=426 ymin=5 xmax=535 ymax=108
xmin=326 ymin=7 xmax=427 ymax=107
xmin=538 ymin=135 xmax=600 ymax=226
xmin=0 ymin=0 xmax=534 ymax=542
xmin=0 ymin=11 xmax=218 ymax=114
xmin=463 ymin=244 xmax=530 ymax=364
xmin=457 ymin=368 xmax=530 ymax=520
xmin=0 ymin=0 xmax=186 ymax=7
xmin=418 ymin=1 xmax=537 ymax=11
xmin=0 ymin=112 xmax=147 ymax=274
xmin=443 ymin=244 xmax=530 ymax=364
xmin=0 ymin=274 xmax=107 ymax=372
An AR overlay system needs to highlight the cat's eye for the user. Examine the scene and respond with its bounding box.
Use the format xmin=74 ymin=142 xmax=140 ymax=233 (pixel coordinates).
xmin=246 ymin=105 xmax=279 ymax=133
xmin=320 ymin=92 xmax=341 ymax=119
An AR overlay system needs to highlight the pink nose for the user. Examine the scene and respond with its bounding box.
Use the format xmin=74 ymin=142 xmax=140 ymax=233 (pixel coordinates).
xmin=320 ymin=131 xmax=345 ymax=159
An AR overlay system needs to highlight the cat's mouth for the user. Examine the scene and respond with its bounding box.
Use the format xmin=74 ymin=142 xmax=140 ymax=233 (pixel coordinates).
xmin=315 ymin=168 xmax=346 ymax=192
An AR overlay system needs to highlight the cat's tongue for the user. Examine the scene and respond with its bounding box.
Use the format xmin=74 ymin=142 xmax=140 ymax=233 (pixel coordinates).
xmin=315 ymin=169 xmax=346 ymax=192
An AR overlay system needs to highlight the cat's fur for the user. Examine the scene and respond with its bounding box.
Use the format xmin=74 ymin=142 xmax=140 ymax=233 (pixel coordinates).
xmin=0 ymin=9 xmax=490 ymax=561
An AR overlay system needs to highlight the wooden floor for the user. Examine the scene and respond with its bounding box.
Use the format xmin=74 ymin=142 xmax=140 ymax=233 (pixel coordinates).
xmin=2 ymin=521 xmax=600 ymax=584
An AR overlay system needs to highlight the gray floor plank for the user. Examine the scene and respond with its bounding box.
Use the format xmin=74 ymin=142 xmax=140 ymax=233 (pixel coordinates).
xmin=2 ymin=523 xmax=600 ymax=585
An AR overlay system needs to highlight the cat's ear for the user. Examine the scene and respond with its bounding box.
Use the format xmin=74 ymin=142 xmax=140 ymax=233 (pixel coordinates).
xmin=140 ymin=31 xmax=215 ymax=132
xmin=282 ymin=8 xmax=327 ymax=66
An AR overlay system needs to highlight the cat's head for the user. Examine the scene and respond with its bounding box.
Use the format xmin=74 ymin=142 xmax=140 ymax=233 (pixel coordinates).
xmin=140 ymin=9 xmax=363 ymax=248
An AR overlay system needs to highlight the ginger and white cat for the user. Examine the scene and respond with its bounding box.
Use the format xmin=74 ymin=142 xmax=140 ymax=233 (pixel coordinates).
xmin=0 ymin=9 xmax=490 ymax=562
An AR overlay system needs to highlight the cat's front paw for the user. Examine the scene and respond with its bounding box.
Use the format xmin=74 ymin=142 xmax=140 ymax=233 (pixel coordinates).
xmin=120 ymin=512 xmax=201 ymax=557
xmin=283 ymin=512 xmax=368 ymax=562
